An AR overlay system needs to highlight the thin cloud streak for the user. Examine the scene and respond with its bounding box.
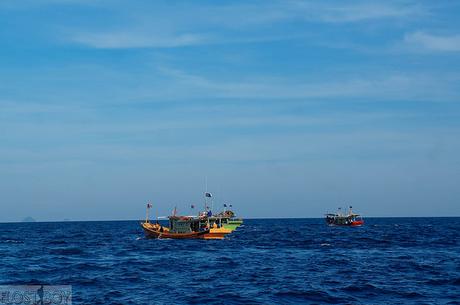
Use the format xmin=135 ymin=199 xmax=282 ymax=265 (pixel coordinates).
xmin=289 ymin=1 xmax=425 ymax=23
xmin=72 ymin=32 xmax=209 ymax=49
xmin=154 ymin=67 xmax=460 ymax=101
xmin=0 ymin=110 xmax=426 ymax=136
xmin=404 ymin=31 xmax=460 ymax=52
xmin=1 ymin=128 xmax=458 ymax=166
xmin=69 ymin=1 xmax=426 ymax=49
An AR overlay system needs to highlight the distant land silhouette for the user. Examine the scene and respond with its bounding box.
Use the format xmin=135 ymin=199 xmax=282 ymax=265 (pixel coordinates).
xmin=22 ymin=216 xmax=36 ymax=222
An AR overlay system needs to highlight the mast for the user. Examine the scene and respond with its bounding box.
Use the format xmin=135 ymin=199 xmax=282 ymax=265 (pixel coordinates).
xmin=146 ymin=202 xmax=151 ymax=223
xmin=204 ymin=176 xmax=208 ymax=213
xmin=211 ymin=188 xmax=214 ymax=213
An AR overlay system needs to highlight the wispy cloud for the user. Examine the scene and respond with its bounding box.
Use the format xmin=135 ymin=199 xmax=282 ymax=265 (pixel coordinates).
xmin=404 ymin=31 xmax=460 ymax=52
xmin=68 ymin=1 xmax=426 ymax=49
xmin=2 ymin=126 xmax=457 ymax=166
xmin=289 ymin=1 xmax=425 ymax=23
xmin=0 ymin=0 xmax=103 ymax=10
xmin=72 ymin=31 xmax=209 ymax=49
xmin=154 ymin=67 xmax=460 ymax=101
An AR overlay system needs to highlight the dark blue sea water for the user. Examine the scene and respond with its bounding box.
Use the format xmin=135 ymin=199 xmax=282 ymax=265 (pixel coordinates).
xmin=0 ymin=218 xmax=459 ymax=304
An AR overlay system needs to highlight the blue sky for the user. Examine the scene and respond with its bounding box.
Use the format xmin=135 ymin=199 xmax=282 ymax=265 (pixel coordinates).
xmin=1 ymin=0 xmax=459 ymax=221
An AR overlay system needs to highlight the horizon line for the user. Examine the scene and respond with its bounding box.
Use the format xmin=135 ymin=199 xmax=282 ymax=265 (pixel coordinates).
xmin=1 ymin=215 xmax=460 ymax=224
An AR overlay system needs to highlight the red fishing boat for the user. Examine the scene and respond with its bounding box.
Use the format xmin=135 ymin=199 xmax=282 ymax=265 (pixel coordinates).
xmin=325 ymin=206 xmax=364 ymax=226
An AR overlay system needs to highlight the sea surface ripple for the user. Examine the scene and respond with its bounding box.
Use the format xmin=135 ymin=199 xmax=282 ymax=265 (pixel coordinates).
xmin=0 ymin=218 xmax=459 ymax=304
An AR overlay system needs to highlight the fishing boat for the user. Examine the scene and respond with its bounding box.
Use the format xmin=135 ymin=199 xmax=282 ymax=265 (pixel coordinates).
xmin=142 ymin=217 xmax=209 ymax=239
xmin=140 ymin=188 xmax=243 ymax=240
xmin=325 ymin=206 xmax=364 ymax=226
xmin=141 ymin=204 xmax=209 ymax=239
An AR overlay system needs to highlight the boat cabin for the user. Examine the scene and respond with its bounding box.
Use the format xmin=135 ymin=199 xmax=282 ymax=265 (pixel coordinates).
xmin=325 ymin=213 xmax=364 ymax=226
xmin=168 ymin=216 xmax=208 ymax=233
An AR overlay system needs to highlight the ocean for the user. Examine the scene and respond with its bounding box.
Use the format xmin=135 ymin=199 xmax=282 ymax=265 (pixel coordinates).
xmin=0 ymin=218 xmax=459 ymax=304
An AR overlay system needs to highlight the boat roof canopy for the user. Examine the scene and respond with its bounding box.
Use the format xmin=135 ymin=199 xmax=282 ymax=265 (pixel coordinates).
xmin=168 ymin=215 xmax=203 ymax=222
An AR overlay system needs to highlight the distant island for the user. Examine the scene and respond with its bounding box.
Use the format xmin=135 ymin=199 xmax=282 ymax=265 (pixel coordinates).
xmin=22 ymin=216 xmax=36 ymax=222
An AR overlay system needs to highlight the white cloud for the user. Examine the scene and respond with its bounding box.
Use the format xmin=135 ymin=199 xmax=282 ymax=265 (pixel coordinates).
xmin=154 ymin=67 xmax=459 ymax=101
xmin=404 ymin=31 xmax=460 ymax=52
xmin=0 ymin=0 xmax=103 ymax=9
xmin=289 ymin=1 xmax=424 ymax=23
xmin=68 ymin=1 xmax=425 ymax=49
xmin=72 ymin=31 xmax=209 ymax=49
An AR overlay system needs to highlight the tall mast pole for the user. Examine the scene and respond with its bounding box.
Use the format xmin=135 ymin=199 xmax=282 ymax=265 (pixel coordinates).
xmin=211 ymin=183 xmax=214 ymax=213
xmin=204 ymin=176 xmax=208 ymax=212
xmin=146 ymin=203 xmax=150 ymax=223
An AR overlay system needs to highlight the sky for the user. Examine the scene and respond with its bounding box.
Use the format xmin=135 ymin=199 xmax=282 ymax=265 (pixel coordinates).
xmin=1 ymin=0 xmax=459 ymax=222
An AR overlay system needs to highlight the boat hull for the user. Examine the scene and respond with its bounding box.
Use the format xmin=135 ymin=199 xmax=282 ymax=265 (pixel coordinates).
xmin=327 ymin=220 xmax=364 ymax=227
xmin=203 ymin=227 xmax=233 ymax=240
xmin=351 ymin=220 xmax=364 ymax=226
